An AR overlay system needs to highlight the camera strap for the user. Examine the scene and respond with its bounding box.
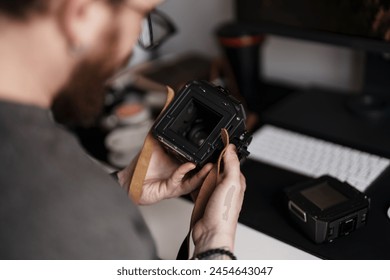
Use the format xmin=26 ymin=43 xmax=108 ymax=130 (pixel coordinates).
xmin=127 ymin=86 xmax=175 ymax=203
xmin=176 ymin=128 xmax=230 ymax=260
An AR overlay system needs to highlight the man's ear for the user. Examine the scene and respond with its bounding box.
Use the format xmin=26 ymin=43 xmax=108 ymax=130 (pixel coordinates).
xmin=56 ymin=0 xmax=112 ymax=54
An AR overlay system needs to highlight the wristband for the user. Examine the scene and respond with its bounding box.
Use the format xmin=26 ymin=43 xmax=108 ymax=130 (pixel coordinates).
xmin=192 ymin=248 xmax=237 ymax=260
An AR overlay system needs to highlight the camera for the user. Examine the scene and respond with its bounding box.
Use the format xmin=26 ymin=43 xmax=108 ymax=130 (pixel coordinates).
xmin=284 ymin=175 xmax=370 ymax=243
xmin=152 ymin=80 xmax=252 ymax=167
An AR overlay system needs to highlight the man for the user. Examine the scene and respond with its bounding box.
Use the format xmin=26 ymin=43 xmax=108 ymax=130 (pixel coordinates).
xmin=0 ymin=0 xmax=246 ymax=259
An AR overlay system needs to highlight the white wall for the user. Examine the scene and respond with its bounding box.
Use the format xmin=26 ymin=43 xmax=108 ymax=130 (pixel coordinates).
xmin=157 ymin=0 xmax=235 ymax=58
xmin=132 ymin=0 xmax=363 ymax=92
xmin=261 ymin=36 xmax=363 ymax=92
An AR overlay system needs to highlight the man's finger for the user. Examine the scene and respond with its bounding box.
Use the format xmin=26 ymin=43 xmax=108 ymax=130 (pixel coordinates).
xmin=223 ymin=144 xmax=241 ymax=180
xmin=171 ymin=162 xmax=196 ymax=185
xmin=185 ymin=163 xmax=214 ymax=190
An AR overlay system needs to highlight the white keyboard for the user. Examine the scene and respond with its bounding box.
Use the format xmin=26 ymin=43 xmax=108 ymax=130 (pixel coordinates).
xmin=249 ymin=125 xmax=390 ymax=192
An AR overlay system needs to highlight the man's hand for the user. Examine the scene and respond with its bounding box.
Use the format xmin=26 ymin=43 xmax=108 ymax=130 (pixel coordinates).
xmin=117 ymin=136 xmax=213 ymax=205
xmin=191 ymin=144 xmax=246 ymax=255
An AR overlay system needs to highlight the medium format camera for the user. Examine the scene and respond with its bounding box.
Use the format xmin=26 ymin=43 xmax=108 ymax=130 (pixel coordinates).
xmin=284 ymin=175 xmax=370 ymax=244
xmin=152 ymin=80 xmax=252 ymax=167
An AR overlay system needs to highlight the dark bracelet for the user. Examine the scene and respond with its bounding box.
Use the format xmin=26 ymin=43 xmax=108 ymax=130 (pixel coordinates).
xmin=192 ymin=248 xmax=237 ymax=260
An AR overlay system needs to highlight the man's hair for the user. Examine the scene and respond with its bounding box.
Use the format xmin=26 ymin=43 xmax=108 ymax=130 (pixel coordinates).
xmin=0 ymin=0 xmax=45 ymax=18
xmin=0 ymin=0 xmax=124 ymax=19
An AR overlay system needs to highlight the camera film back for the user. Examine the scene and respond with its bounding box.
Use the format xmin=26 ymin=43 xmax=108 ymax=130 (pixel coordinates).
xmin=284 ymin=175 xmax=370 ymax=243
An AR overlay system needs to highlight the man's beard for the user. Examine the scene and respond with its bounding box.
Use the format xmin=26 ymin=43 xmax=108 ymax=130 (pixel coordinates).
xmin=51 ymin=26 xmax=129 ymax=128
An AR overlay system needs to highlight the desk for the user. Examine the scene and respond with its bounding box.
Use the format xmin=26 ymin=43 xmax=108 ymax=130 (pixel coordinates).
xmin=246 ymin=89 xmax=390 ymax=259
xmin=138 ymin=87 xmax=390 ymax=260
xmin=139 ymin=198 xmax=318 ymax=260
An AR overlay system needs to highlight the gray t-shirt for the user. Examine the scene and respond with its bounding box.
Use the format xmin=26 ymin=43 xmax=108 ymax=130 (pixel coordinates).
xmin=0 ymin=100 xmax=157 ymax=259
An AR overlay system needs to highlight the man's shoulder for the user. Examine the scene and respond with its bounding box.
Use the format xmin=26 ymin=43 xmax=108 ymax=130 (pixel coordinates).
xmin=0 ymin=103 xmax=157 ymax=259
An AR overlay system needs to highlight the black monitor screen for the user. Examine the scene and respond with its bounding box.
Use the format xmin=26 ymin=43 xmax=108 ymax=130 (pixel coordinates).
xmin=237 ymin=0 xmax=390 ymax=52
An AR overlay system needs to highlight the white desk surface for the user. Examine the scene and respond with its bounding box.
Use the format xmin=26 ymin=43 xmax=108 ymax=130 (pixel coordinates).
xmin=139 ymin=198 xmax=319 ymax=260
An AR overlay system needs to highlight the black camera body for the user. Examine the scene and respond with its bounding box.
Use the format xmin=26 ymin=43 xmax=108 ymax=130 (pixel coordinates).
xmin=284 ymin=176 xmax=370 ymax=244
xmin=152 ymin=80 xmax=252 ymax=167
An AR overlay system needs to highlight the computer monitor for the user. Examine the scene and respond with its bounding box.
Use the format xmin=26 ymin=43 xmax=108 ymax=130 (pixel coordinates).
xmin=235 ymin=0 xmax=390 ymax=121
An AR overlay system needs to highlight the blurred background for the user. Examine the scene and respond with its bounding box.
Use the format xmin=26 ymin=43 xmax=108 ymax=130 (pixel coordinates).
xmin=84 ymin=0 xmax=366 ymax=170
xmin=133 ymin=0 xmax=362 ymax=92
